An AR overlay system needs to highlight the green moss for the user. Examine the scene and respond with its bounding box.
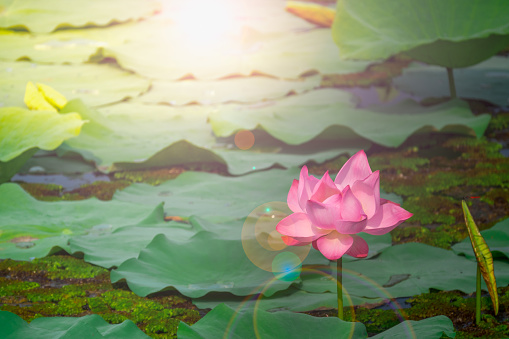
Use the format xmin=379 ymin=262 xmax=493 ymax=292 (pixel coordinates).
xmin=64 ymin=180 xmax=131 ymax=201
xmin=0 ymin=256 xmax=109 ymax=280
xmin=488 ymin=113 xmax=509 ymax=131
xmin=18 ymin=183 xmax=63 ymax=201
xmin=0 ymin=278 xmax=39 ymax=296
xmin=113 ymin=168 xmax=185 ymax=185
xmin=348 ymin=308 xmax=400 ymax=334
xmin=443 ymin=137 xmax=503 ymax=159
xmin=402 ymin=196 xmax=459 ymax=226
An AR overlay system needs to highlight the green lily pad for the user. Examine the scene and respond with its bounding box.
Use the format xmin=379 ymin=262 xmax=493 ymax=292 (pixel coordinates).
xmin=179 ymin=303 xmax=454 ymax=339
xmin=452 ymin=217 xmax=509 ymax=260
xmin=0 ymin=62 xmax=150 ymax=108
xmin=136 ymin=75 xmax=321 ymax=105
xmin=110 ymin=231 xmax=298 ymax=298
xmin=178 ymin=303 xmax=367 ymax=339
xmin=394 ymin=57 xmax=509 ymax=107
xmin=0 ymin=183 xmax=159 ymax=260
xmin=70 ymin=212 xmax=234 ymax=269
xmin=0 ymin=106 xmax=84 ymax=183
xmin=331 ymin=0 xmax=509 ymax=67
xmin=0 ymin=29 xmax=106 ymax=63
xmin=114 ymin=168 xmax=300 ymax=223
xmin=0 ymin=107 xmax=83 ymax=162
xmin=301 ymin=242 xmax=509 ymax=298
xmin=0 ymin=311 xmax=150 ymax=339
xmin=0 ymin=0 xmax=160 ymax=33
xmin=370 ymin=315 xmax=455 ymax=339
xmin=58 ymin=99 xmax=215 ymax=169
xmin=100 ymin=21 xmax=371 ymax=79
xmin=114 ymin=168 xmax=401 ymax=223
xmin=209 ymin=89 xmax=491 ymax=147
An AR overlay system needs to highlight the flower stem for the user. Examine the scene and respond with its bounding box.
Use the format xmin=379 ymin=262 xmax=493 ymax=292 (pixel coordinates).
xmin=337 ymin=258 xmax=343 ymax=320
xmin=447 ymin=67 xmax=457 ymax=98
xmin=476 ymin=263 xmax=481 ymax=325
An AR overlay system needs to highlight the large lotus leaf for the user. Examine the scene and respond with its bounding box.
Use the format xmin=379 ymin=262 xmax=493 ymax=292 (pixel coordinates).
xmin=370 ymin=316 xmax=455 ymax=339
xmin=114 ymin=168 xmax=299 ymax=222
xmin=0 ymin=107 xmax=83 ymax=162
xmin=394 ymin=57 xmax=509 ymax=107
xmin=0 ymin=311 xmax=150 ymax=339
xmin=209 ymin=89 xmax=491 ymax=147
xmin=58 ymin=100 xmax=215 ymax=170
xmin=136 ymin=76 xmax=321 ymax=105
xmin=100 ymin=19 xmax=371 ymax=80
xmin=301 ymin=242 xmax=509 ymax=298
xmin=178 ymin=303 xmax=368 ymax=339
xmin=112 ymin=136 xmax=369 ymax=175
xmin=0 ymin=106 xmax=83 ymax=183
xmin=331 ymin=0 xmax=509 ymax=68
xmin=0 ymin=29 xmax=101 ymax=63
xmin=0 ymin=62 xmax=150 ymax=108
xmin=0 ymin=0 xmax=160 ymax=33
xmin=179 ymin=303 xmax=454 ymax=339
xmin=0 ymin=183 xmax=159 ymax=261
xmin=113 ymin=168 xmax=400 ymax=222
xmin=452 ymin=217 xmax=509 ymax=261
xmin=69 ymin=212 xmax=242 ymax=269
xmin=192 ymin=288 xmax=381 ymax=313
xmin=110 ymin=231 xmax=298 ymax=298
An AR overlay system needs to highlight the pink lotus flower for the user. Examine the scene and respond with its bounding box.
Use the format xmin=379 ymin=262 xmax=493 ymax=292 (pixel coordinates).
xmin=276 ymin=150 xmax=413 ymax=260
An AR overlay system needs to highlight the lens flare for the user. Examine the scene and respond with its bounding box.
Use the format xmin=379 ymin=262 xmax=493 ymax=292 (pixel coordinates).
xmin=241 ymin=201 xmax=311 ymax=273
xmin=234 ymin=129 xmax=255 ymax=150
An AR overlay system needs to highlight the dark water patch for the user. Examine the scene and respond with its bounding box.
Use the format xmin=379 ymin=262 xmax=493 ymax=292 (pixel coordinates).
xmin=11 ymin=172 xmax=110 ymax=192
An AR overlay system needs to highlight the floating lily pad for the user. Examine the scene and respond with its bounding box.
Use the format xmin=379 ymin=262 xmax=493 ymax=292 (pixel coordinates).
xmin=331 ymin=0 xmax=509 ymax=67
xmin=0 ymin=62 xmax=150 ymax=108
xmin=110 ymin=231 xmax=298 ymax=298
xmin=0 ymin=0 xmax=160 ymax=33
xmin=394 ymin=57 xmax=509 ymax=107
xmin=0 ymin=106 xmax=84 ymax=183
xmin=209 ymin=89 xmax=491 ymax=147
xmin=0 ymin=183 xmax=158 ymax=260
xmin=178 ymin=303 xmax=367 ymax=339
xmin=136 ymin=75 xmax=321 ymax=105
xmin=178 ymin=303 xmax=454 ymax=339
xmin=100 ymin=21 xmax=371 ymax=79
xmin=370 ymin=315 xmax=455 ymax=339
xmin=70 ymin=211 xmax=238 ymax=269
xmin=58 ymin=100 xmax=215 ymax=169
xmin=301 ymin=243 xmax=509 ymax=298
xmin=0 ymin=311 xmax=150 ymax=339
xmin=452 ymin=217 xmax=509 ymax=260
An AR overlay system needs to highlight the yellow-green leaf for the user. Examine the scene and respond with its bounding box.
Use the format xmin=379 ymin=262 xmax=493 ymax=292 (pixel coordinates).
xmin=24 ymin=81 xmax=57 ymax=112
xmin=462 ymin=200 xmax=498 ymax=315
xmin=37 ymin=83 xmax=67 ymax=109
xmin=286 ymin=1 xmax=335 ymax=28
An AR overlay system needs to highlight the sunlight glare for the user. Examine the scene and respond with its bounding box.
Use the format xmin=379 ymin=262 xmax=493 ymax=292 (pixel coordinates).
xmin=172 ymin=0 xmax=239 ymax=48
